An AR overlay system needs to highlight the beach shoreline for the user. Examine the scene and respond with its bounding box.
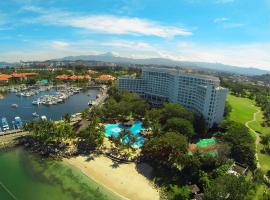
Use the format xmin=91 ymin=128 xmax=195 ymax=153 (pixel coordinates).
xmin=66 ymin=155 xmax=160 ymax=200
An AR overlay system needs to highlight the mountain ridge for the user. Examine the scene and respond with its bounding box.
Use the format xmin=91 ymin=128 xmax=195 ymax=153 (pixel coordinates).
xmin=58 ymin=53 xmax=270 ymax=76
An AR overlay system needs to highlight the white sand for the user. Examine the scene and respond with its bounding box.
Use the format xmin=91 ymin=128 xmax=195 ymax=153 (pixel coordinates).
xmin=66 ymin=155 xmax=160 ymax=200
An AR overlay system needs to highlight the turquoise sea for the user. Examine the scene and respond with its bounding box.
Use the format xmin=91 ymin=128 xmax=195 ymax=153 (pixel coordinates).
xmin=0 ymin=148 xmax=121 ymax=200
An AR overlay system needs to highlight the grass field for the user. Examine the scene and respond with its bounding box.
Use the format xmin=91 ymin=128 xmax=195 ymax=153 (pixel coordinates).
xmin=228 ymin=94 xmax=270 ymax=172
xmin=227 ymin=94 xmax=259 ymax=124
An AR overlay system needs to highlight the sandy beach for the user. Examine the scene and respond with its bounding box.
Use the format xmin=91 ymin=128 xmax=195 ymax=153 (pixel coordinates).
xmin=66 ymin=155 xmax=160 ymax=200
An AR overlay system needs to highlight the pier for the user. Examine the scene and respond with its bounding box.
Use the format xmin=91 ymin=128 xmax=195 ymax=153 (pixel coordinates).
xmin=0 ymin=130 xmax=29 ymax=148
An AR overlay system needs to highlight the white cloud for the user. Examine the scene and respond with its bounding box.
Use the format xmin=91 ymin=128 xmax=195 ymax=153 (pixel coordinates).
xmin=20 ymin=6 xmax=192 ymax=38
xmin=170 ymin=42 xmax=270 ymax=70
xmin=51 ymin=41 xmax=70 ymax=49
xmin=214 ymin=17 xmax=229 ymax=23
xmin=223 ymin=23 xmax=245 ymax=28
xmin=101 ymin=40 xmax=154 ymax=50
xmin=213 ymin=17 xmax=245 ymax=29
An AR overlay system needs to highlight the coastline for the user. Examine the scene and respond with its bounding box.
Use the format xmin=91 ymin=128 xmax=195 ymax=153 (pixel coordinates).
xmin=65 ymin=155 xmax=160 ymax=200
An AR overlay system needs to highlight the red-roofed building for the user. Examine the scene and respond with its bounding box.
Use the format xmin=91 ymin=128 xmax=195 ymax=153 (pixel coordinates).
xmin=69 ymin=75 xmax=78 ymax=80
xmin=56 ymin=74 xmax=69 ymax=80
xmin=0 ymin=74 xmax=12 ymax=83
xmin=11 ymin=72 xmax=38 ymax=80
xmin=56 ymin=74 xmax=91 ymax=81
xmin=95 ymin=75 xmax=116 ymax=83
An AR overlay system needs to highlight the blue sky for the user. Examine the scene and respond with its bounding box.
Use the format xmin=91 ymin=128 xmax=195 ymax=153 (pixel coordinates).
xmin=0 ymin=0 xmax=270 ymax=70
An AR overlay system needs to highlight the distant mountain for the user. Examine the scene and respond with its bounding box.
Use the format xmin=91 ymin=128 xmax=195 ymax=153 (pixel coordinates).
xmin=59 ymin=53 xmax=270 ymax=76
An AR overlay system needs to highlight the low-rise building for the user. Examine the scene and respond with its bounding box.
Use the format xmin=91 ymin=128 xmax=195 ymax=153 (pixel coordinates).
xmin=95 ymin=75 xmax=116 ymax=83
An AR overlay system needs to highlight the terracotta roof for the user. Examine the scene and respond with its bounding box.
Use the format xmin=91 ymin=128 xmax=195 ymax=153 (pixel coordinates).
xmin=77 ymin=75 xmax=91 ymax=80
xmin=11 ymin=72 xmax=38 ymax=78
xmin=0 ymin=74 xmax=12 ymax=81
xmin=56 ymin=74 xmax=91 ymax=80
xmin=69 ymin=75 xmax=78 ymax=80
xmin=56 ymin=74 xmax=69 ymax=80
xmin=95 ymin=75 xmax=116 ymax=81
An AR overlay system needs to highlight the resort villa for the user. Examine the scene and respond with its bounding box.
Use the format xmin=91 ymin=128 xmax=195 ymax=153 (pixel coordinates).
xmin=0 ymin=72 xmax=38 ymax=83
xmin=95 ymin=75 xmax=116 ymax=83
xmin=118 ymin=67 xmax=228 ymax=127
xmin=55 ymin=74 xmax=91 ymax=81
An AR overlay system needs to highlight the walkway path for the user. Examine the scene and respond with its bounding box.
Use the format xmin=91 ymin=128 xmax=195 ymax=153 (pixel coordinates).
xmin=245 ymin=107 xmax=261 ymax=168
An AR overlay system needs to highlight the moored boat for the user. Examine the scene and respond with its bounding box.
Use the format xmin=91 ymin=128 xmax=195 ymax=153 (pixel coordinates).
xmin=41 ymin=115 xmax=47 ymax=120
xmin=32 ymin=112 xmax=39 ymax=118
xmin=11 ymin=104 xmax=19 ymax=108
xmin=1 ymin=117 xmax=10 ymax=132
xmin=14 ymin=116 xmax=23 ymax=129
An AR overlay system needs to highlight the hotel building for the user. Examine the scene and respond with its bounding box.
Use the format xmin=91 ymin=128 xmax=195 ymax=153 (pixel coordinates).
xmin=118 ymin=67 xmax=228 ymax=127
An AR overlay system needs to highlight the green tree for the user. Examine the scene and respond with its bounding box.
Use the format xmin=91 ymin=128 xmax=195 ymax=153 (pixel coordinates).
xmin=142 ymin=132 xmax=188 ymax=167
xmin=204 ymin=175 xmax=252 ymax=200
xmin=161 ymin=103 xmax=194 ymax=123
xmin=79 ymin=114 xmax=104 ymax=149
xmin=221 ymin=122 xmax=256 ymax=168
xmin=63 ymin=113 xmax=71 ymax=123
xmin=224 ymin=101 xmax=232 ymax=117
xmin=110 ymin=129 xmax=137 ymax=155
xmin=143 ymin=108 xmax=162 ymax=135
xmin=55 ymin=122 xmax=75 ymax=142
xmin=164 ymin=117 xmax=195 ymax=139
xmin=193 ymin=114 xmax=207 ymax=137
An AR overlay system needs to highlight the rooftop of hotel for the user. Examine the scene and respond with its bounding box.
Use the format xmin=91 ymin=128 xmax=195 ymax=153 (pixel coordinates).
xmin=142 ymin=67 xmax=220 ymax=82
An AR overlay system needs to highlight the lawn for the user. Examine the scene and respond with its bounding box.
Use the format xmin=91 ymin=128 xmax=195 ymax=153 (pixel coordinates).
xmin=227 ymin=94 xmax=258 ymax=124
xmin=227 ymin=94 xmax=270 ymax=172
xmin=249 ymin=111 xmax=270 ymax=136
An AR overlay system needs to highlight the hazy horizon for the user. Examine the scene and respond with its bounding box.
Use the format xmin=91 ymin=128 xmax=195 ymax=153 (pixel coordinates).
xmin=1 ymin=0 xmax=270 ymax=71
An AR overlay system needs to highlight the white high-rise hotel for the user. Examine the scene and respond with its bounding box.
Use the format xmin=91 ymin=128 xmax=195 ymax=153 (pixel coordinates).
xmin=118 ymin=67 xmax=228 ymax=127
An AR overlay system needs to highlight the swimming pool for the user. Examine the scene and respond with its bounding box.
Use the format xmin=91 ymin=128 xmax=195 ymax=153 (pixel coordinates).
xmin=104 ymin=121 xmax=145 ymax=148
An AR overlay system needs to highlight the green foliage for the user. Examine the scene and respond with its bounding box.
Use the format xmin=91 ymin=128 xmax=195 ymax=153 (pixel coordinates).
xmin=160 ymin=103 xmax=194 ymax=123
xmin=109 ymin=129 xmax=137 ymax=153
xmin=101 ymin=90 xmax=149 ymax=121
xmin=221 ymin=122 xmax=256 ymax=168
xmin=142 ymin=132 xmax=188 ymax=167
xmin=166 ymin=185 xmax=190 ymax=200
xmin=193 ymin=114 xmax=207 ymax=137
xmin=224 ymin=101 xmax=232 ymax=117
xmin=63 ymin=113 xmax=71 ymax=123
xmin=164 ymin=117 xmax=195 ymax=139
xmin=198 ymin=170 xmax=210 ymax=190
xmin=23 ymin=120 xmax=75 ymax=144
xmin=253 ymin=169 xmax=265 ymax=184
xmin=212 ymin=160 xmax=234 ymax=178
xmin=204 ymin=175 xmax=252 ymax=200
xmin=143 ymin=108 xmax=162 ymax=135
xmin=79 ymin=113 xmax=104 ymax=149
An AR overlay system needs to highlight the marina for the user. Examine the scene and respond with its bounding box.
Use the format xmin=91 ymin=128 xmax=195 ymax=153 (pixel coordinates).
xmin=0 ymin=85 xmax=101 ymax=132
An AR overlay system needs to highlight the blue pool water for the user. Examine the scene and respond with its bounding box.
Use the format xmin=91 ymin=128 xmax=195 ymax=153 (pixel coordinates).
xmin=105 ymin=121 xmax=145 ymax=148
